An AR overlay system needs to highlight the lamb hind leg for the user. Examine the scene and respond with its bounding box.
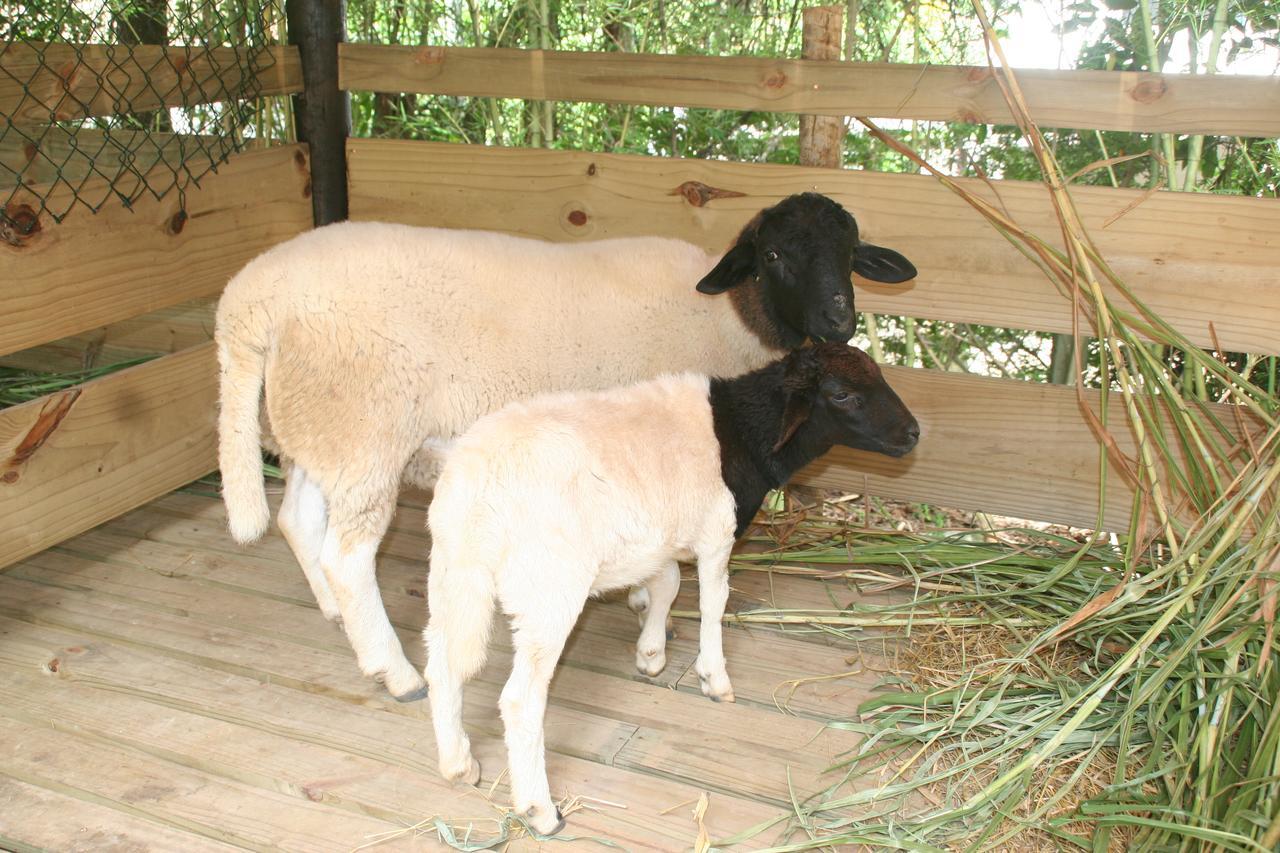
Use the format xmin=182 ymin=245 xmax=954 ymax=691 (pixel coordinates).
xmin=321 ymin=492 xmax=427 ymax=701
xmin=634 ymin=561 xmax=680 ymax=677
xmin=277 ymin=465 xmax=341 ymax=624
xmin=501 ymin=594 xmax=586 ymax=836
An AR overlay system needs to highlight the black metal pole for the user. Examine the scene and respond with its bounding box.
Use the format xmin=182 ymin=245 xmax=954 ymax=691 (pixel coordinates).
xmin=286 ymin=0 xmax=349 ymax=227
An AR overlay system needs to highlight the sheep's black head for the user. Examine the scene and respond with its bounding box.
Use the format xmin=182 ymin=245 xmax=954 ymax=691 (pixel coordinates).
xmin=774 ymin=343 xmax=919 ymax=459
xmin=695 ymin=193 xmax=917 ymax=347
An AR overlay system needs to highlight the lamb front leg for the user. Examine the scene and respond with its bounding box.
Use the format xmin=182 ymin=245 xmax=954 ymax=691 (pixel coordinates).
xmin=694 ymin=544 xmax=735 ymax=703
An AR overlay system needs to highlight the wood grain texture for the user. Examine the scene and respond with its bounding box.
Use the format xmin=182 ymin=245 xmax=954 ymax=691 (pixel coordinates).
xmin=338 ymin=44 xmax=1280 ymax=136
xmin=795 ymin=362 xmax=1254 ymax=532
xmin=0 ymin=344 xmax=217 ymax=569
xmin=0 ymin=130 xmax=223 ymax=187
xmin=1 ymin=143 xmax=311 ymax=357
xmin=347 ymin=139 xmax=1280 ymax=355
xmin=1 ymin=43 xmax=302 ymax=124
xmin=0 ymin=298 xmax=216 ymax=373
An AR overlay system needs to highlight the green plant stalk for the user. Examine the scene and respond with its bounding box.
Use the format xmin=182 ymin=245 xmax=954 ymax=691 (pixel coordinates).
xmin=1182 ymin=0 xmax=1230 ymax=191
xmin=1137 ymin=0 xmax=1178 ymax=187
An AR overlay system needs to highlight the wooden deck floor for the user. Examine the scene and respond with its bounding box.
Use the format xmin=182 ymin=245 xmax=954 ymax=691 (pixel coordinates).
xmin=0 ymin=488 xmax=904 ymax=851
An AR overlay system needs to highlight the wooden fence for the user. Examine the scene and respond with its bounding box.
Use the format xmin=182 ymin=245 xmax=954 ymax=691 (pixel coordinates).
xmin=0 ymin=47 xmax=309 ymax=567
xmin=340 ymin=46 xmax=1278 ymax=532
xmin=1 ymin=38 xmax=1276 ymax=566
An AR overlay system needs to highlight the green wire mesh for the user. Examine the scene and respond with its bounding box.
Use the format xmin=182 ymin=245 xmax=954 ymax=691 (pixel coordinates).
xmin=1 ymin=1 xmax=280 ymax=231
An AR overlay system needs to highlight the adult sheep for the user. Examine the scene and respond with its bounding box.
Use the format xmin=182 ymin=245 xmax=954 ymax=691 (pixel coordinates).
xmin=215 ymin=192 xmax=916 ymax=700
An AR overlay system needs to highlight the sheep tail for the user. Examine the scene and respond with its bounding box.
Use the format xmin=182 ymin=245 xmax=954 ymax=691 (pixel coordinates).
xmin=216 ymin=327 xmax=271 ymax=544
xmin=424 ymin=465 xmax=497 ymax=682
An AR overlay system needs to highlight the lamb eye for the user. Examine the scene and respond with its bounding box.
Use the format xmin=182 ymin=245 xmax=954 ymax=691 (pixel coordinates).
xmin=764 ymin=250 xmax=780 ymax=263
xmin=831 ymin=391 xmax=862 ymax=406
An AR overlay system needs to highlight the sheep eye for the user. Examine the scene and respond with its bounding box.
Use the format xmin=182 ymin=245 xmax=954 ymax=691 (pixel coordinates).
xmin=764 ymin=250 xmax=780 ymax=263
xmin=831 ymin=391 xmax=862 ymax=406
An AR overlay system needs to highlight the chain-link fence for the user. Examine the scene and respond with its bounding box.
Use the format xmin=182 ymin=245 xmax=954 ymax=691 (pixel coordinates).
xmin=1 ymin=1 xmax=285 ymax=231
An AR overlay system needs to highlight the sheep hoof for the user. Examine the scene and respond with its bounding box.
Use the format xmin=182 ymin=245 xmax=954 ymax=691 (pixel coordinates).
xmin=446 ymin=756 xmax=481 ymax=787
xmin=665 ymin=626 xmax=677 ymax=641
xmin=391 ymin=683 xmax=429 ymax=703
xmin=526 ymin=805 xmax=566 ymax=836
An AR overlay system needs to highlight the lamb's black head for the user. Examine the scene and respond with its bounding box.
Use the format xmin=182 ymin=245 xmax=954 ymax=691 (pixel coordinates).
xmin=695 ymin=193 xmax=917 ymax=347
xmin=773 ymin=343 xmax=919 ymax=459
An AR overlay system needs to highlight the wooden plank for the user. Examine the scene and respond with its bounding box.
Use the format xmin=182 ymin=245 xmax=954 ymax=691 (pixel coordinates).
xmin=1 ymin=143 xmax=311 ymax=357
xmin=1 ymin=43 xmax=302 ymax=125
xmin=0 ymin=715 xmax=412 ymax=852
xmin=0 ymin=573 xmax=788 ymax=845
xmin=0 ymin=344 xmax=217 ymax=569
xmin=338 ymin=44 xmax=1280 ymax=137
xmin=0 ymin=298 xmax=216 ymax=373
xmin=0 ymin=776 xmax=238 ymax=853
xmin=0 ymin=130 xmax=224 ymax=188
xmin=796 ymin=362 xmax=1232 ymax=532
xmin=347 ymin=139 xmax=1280 ymax=356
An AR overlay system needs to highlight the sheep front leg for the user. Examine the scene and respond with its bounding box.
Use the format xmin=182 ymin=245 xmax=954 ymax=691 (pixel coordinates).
xmin=321 ymin=510 xmax=427 ymax=702
xmin=634 ymin=561 xmax=680 ymax=677
xmin=694 ymin=545 xmax=735 ymax=703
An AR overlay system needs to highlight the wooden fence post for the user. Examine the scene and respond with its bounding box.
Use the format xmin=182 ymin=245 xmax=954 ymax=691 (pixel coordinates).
xmin=799 ymin=6 xmax=844 ymax=169
xmin=286 ymin=0 xmax=350 ymax=226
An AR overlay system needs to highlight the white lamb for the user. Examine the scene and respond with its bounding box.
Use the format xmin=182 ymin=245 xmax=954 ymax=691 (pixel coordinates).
xmin=215 ymin=193 xmax=916 ymax=700
xmin=422 ymin=343 xmax=920 ymax=834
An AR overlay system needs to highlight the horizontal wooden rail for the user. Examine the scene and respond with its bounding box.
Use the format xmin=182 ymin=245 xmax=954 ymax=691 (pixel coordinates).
xmin=0 ymin=343 xmax=217 ymax=569
xmin=347 ymin=139 xmax=1280 ymax=356
xmin=0 ymin=299 xmax=217 ymax=373
xmin=1 ymin=130 xmax=221 ymax=187
xmin=1 ymin=43 xmax=302 ymax=125
xmin=1 ymin=143 xmax=312 ymax=358
xmin=797 ymin=363 xmax=1217 ymax=532
xmin=339 ymin=44 xmax=1280 ymax=137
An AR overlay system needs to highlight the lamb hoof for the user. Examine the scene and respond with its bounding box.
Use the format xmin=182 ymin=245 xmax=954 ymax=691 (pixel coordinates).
xmin=698 ymin=674 xmax=736 ymax=704
xmin=665 ymin=626 xmax=677 ymax=641
xmin=445 ymin=756 xmax=481 ymax=787
xmin=635 ymin=650 xmax=667 ymax=678
xmin=526 ymin=805 xmax=565 ymax=836
xmin=392 ymin=683 xmax=429 ymax=703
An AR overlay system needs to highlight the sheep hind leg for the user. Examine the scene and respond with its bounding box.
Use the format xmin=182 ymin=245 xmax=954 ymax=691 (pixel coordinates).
xmin=277 ymin=464 xmax=341 ymax=625
xmin=501 ymin=598 xmax=584 ymax=836
xmin=424 ymin=622 xmax=480 ymax=786
xmin=635 ymin=561 xmax=680 ymax=677
xmin=321 ymin=495 xmax=427 ymax=702
xmin=626 ymin=574 xmax=677 ymax=640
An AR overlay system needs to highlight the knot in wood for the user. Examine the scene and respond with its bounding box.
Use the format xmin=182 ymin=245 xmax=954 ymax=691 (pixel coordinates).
xmin=2 ymin=203 xmax=41 ymax=248
xmin=415 ymin=46 xmax=446 ymax=65
xmin=168 ymin=210 xmax=188 ymax=235
xmin=668 ymin=181 xmax=747 ymax=208
xmin=567 ymin=210 xmax=588 ymax=226
xmin=762 ymin=70 xmax=788 ymax=90
xmin=1128 ymin=78 xmax=1168 ymax=104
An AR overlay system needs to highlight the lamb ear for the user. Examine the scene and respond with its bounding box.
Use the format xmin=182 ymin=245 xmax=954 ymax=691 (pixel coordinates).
xmin=771 ymin=393 xmax=813 ymax=453
xmin=852 ymin=240 xmax=917 ymax=284
xmin=771 ymin=348 xmax=821 ymax=452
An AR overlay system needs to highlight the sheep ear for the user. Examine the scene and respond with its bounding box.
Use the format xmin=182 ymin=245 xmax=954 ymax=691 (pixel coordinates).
xmin=697 ymin=215 xmax=762 ymax=294
xmin=852 ymin=241 xmax=917 ymax=284
xmin=771 ymin=393 xmax=813 ymax=453
xmin=696 ymin=241 xmax=754 ymax=294
xmin=771 ymin=348 xmax=821 ymax=452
